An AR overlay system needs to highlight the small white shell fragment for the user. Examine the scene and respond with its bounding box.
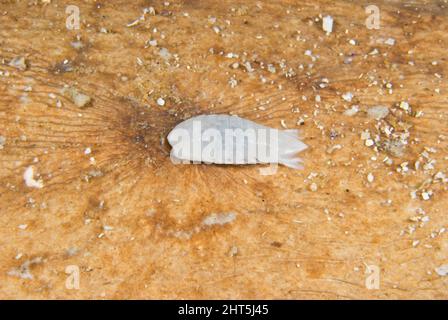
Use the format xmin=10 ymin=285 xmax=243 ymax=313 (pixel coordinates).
xmin=202 ymin=212 xmax=236 ymax=226
xmin=158 ymin=47 xmax=172 ymax=60
xmin=0 ymin=135 xmax=6 ymax=149
xmin=167 ymin=114 xmax=308 ymax=169
xmin=73 ymin=93 xmax=91 ymax=108
xmin=367 ymin=173 xmax=374 ymax=183
xmin=361 ymin=131 xmax=371 ymax=140
xmin=399 ymin=101 xmax=410 ymax=111
xmin=326 ymin=144 xmax=342 ymax=154
xmin=243 ymin=61 xmax=254 ymax=72
xmin=9 ymin=56 xmax=27 ymax=70
xmin=228 ymin=77 xmax=238 ymax=88
xmin=62 ymin=87 xmax=91 ymax=108
xmin=344 ymin=105 xmax=359 ymax=116
xmin=342 ymin=92 xmax=353 ymax=102
xmin=322 ymin=15 xmax=333 ymax=33
xmin=267 ymin=64 xmax=276 ymax=73
xmin=421 ymin=191 xmax=431 ymax=201
xmin=126 ymin=19 xmax=141 ymax=27
xmin=369 ymin=48 xmax=379 ymax=55
xmin=24 ymin=166 xmax=43 ymax=189
xmin=157 ymin=97 xmax=165 ymax=106
xmin=144 ymin=6 xmax=156 ymax=15
xmin=435 ymin=264 xmax=448 ymax=276
xmin=385 ymin=38 xmax=396 ymax=46
xmin=367 ymin=106 xmax=389 ymax=120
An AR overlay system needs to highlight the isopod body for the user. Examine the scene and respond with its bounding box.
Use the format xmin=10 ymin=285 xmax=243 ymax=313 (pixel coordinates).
xmin=167 ymin=114 xmax=307 ymax=169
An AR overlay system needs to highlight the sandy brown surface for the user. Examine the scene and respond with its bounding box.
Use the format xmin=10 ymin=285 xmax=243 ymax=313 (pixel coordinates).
xmin=0 ymin=0 xmax=447 ymax=299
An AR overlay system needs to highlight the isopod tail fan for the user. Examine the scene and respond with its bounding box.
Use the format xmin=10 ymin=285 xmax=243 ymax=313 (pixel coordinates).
xmin=279 ymin=155 xmax=304 ymax=170
xmin=277 ymin=129 xmax=308 ymax=169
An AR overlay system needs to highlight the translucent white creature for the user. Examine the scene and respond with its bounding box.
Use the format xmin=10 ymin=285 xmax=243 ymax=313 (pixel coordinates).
xmin=167 ymin=114 xmax=307 ymax=169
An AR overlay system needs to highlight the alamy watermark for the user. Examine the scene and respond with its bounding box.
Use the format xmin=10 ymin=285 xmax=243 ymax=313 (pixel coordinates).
xmin=66 ymin=5 xmax=80 ymax=30
xmin=365 ymin=5 xmax=380 ymax=30
xmin=365 ymin=264 xmax=380 ymax=290
xmin=65 ymin=265 xmax=80 ymax=290
xmin=168 ymin=120 xmax=280 ymax=175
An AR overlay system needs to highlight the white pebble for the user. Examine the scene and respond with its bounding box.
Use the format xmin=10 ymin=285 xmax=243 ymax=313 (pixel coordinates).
xmin=421 ymin=191 xmax=431 ymax=201
xmin=344 ymin=105 xmax=359 ymax=116
xmin=367 ymin=106 xmax=389 ymax=120
xmin=322 ymin=15 xmax=333 ymax=33
xmin=435 ymin=265 xmax=448 ymax=276
xmin=23 ymin=166 xmax=43 ymax=189
xmin=399 ymin=101 xmax=410 ymax=111
xmin=385 ymin=38 xmax=395 ymax=46
xmin=342 ymin=92 xmax=353 ymax=102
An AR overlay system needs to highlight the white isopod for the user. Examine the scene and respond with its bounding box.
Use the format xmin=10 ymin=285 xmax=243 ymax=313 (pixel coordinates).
xmin=167 ymin=114 xmax=308 ymax=169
